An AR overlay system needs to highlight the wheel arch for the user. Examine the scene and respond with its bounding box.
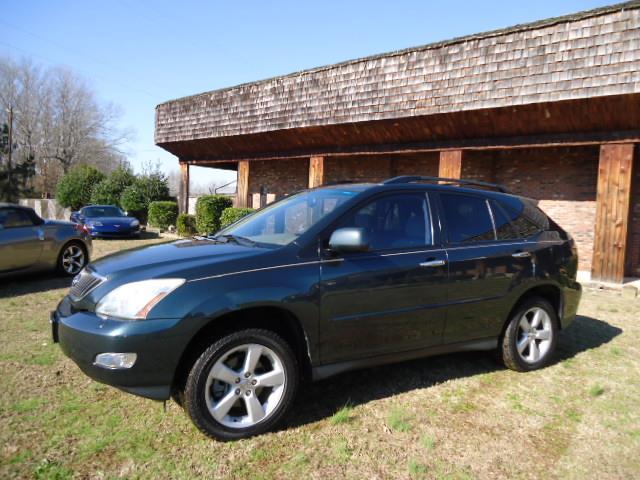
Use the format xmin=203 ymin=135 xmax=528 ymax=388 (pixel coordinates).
xmin=171 ymin=305 xmax=312 ymax=398
xmin=501 ymin=283 xmax=564 ymax=338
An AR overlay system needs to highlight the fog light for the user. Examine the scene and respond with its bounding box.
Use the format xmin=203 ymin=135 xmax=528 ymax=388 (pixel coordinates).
xmin=94 ymin=352 xmax=137 ymax=369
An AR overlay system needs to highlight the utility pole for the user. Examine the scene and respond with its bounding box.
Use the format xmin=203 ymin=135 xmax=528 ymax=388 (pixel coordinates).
xmin=7 ymin=106 xmax=13 ymax=192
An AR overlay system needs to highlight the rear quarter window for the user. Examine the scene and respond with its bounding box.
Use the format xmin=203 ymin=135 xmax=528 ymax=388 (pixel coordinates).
xmin=497 ymin=198 xmax=546 ymax=238
xmin=440 ymin=193 xmax=495 ymax=243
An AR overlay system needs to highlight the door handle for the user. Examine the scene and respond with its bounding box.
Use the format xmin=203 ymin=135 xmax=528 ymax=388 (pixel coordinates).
xmin=512 ymin=251 xmax=531 ymax=258
xmin=419 ymin=259 xmax=446 ymax=268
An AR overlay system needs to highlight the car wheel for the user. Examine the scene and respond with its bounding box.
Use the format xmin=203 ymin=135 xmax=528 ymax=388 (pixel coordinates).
xmin=184 ymin=329 xmax=298 ymax=441
xmin=501 ymin=297 xmax=558 ymax=372
xmin=57 ymin=242 xmax=87 ymax=276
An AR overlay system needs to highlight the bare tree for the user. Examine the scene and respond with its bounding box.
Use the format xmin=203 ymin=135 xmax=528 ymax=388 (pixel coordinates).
xmin=0 ymin=57 xmax=131 ymax=198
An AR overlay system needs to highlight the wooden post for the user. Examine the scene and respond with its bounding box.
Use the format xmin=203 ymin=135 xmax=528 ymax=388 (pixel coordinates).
xmin=237 ymin=160 xmax=250 ymax=208
xmin=591 ymin=144 xmax=635 ymax=283
xmin=179 ymin=162 xmax=189 ymax=214
xmin=439 ymin=150 xmax=463 ymax=178
xmin=309 ymin=156 xmax=325 ymax=188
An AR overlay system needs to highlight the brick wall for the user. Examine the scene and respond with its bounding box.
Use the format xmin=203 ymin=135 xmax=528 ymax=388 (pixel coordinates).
xmin=247 ymin=159 xmax=308 ymax=199
xmin=464 ymin=147 xmax=599 ymax=271
xmin=323 ymin=153 xmax=439 ymax=184
xmin=628 ymin=146 xmax=640 ymax=277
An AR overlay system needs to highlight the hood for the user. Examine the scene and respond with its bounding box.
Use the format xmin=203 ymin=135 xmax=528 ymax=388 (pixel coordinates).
xmin=89 ymin=238 xmax=272 ymax=280
xmin=86 ymin=216 xmax=137 ymax=224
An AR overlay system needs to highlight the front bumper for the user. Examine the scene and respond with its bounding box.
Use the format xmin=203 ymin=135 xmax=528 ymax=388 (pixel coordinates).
xmin=51 ymin=304 xmax=185 ymax=400
xmin=560 ymin=281 xmax=582 ymax=329
xmin=88 ymin=226 xmax=140 ymax=238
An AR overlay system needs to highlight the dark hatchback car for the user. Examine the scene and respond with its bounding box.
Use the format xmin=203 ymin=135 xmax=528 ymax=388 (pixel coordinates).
xmin=70 ymin=205 xmax=140 ymax=238
xmin=52 ymin=176 xmax=581 ymax=440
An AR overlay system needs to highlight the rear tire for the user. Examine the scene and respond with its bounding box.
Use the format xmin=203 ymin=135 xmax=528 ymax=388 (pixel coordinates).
xmin=184 ymin=329 xmax=298 ymax=441
xmin=501 ymin=297 xmax=558 ymax=372
xmin=57 ymin=242 xmax=87 ymax=276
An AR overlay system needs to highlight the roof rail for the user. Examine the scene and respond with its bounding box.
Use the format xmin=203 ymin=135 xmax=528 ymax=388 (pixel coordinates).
xmin=321 ymin=180 xmax=356 ymax=186
xmin=383 ymin=175 xmax=510 ymax=193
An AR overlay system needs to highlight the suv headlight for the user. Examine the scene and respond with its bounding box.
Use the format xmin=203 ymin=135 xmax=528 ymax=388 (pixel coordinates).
xmin=95 ymin=278 xmax=185 ymax=320
xmin=131 ymin=219 xmax=140 ymax=227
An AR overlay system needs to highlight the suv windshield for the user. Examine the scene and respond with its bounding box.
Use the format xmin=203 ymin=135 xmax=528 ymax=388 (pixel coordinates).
xmin=82 ymin=206 xmax=124 ymax=217
xmin=217 ymin=188 xmax=361 ymax=246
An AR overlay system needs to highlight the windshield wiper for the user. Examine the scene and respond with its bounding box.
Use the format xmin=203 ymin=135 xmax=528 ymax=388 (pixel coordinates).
xmin=210 ymin=234 xmax=257 ymax=247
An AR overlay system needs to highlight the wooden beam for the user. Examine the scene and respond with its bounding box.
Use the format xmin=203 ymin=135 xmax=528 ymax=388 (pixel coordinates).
xmin=178 ymin=162 xmax=189 ymax=214
xmin=178 ymin=130 xmax=640 ymax=165
xmin=308 ymin=156 xmax=325 ymax=188
xmin=591 ymin=144 xmax=635 ymax=283
xmin=439 ymin=150 xmax=463 ymax=179
xmin=236 ymin=160 xmax=250 ymax=208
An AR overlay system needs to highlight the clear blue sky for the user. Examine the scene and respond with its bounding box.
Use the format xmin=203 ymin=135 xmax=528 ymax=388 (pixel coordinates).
xmin=0 ymin=0 xmax=612 ymax=187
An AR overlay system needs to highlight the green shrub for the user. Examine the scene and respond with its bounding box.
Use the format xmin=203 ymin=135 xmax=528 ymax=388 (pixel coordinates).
xmin=56 ymin=165 xmax=105 ymax=211
xmin=148 ymin=201 xmax=178 ymax=230
xmin=196 ymin=195 xmax=233 ymax=234
xmin=220 ymin=207 xmax=254 ymax=228
xmin=120 ymin=184 xmax=146 ymax=211
xmin=89 ymin=166 xmax=135 ymax=206
xmin=137 ymin=172 xmax=170 ymax=205
xmin=177 ymin=214 xmax=197 ymax=237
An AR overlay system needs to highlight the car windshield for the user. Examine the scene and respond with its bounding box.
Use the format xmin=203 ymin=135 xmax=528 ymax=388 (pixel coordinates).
xmin=216 ymin=188 xmax=361 ymax=246
xmin=82 ymin=206 xmax=124 ymax=217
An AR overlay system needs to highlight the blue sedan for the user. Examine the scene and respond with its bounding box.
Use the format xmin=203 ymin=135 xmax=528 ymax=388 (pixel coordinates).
xmin=71 ymin=205 xmax=140 ymax=238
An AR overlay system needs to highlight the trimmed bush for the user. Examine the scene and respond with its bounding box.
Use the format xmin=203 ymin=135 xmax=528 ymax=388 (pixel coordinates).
xmin=177 ymin=214 xmax=197 ymax=237
xmin=196 ymin=195 xmax=233 ymax=234
xmin=148 ymin=201 xmax=178 ymax=230
xmin=56 ymin=165 xmax=105 ymax=211
xmin=220 ymin=207 xmax=254 ymax=228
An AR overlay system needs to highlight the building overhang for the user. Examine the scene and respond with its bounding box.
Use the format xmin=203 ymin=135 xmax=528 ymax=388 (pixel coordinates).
xmin=157 ymin=93 xmax=640 ymax=169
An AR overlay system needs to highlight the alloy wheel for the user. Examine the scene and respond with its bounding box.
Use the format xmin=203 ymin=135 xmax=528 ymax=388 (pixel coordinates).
xmin=516 ymin=307 xmax=553 ymax=364
xmin=204 ymin=343 xmax=286 ymax=428
xmin=61 ymin=245 xmax=85 ymax=275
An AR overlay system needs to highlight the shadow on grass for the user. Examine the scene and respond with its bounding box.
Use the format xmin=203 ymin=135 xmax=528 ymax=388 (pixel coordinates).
xmin=284 ymin=315 xmax=621 ymax=430
xmin=93 ymin=230 xmax=160 ymax=240
xmin=0 ymin=271 xmax=72 ymax=299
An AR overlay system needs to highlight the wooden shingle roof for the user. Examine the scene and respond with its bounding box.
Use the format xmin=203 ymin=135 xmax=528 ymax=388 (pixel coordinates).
xmin=155 ymin=1 xmax=640 ymax=146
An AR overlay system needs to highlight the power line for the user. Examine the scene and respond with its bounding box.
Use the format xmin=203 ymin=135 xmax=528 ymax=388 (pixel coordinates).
xmin=0 ymin=40 xmax=161 ymax=99
xmin=0 ymin=18 xmax=174 ymax=95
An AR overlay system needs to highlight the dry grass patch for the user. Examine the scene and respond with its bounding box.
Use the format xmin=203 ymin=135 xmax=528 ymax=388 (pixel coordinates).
xmin=1 ymin=241 xmax=639 ymax=479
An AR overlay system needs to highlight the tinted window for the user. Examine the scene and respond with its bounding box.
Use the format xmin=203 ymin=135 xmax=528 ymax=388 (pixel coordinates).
xmin=0 ymin=208 xmax=35 ymax=228
xmin=498 ymin=200 xmax=543 ymax=238
xmin=339 ymin=193 xmax=432 ymax=250
xmin=441 ymin=194 xmax=494 ymax=243
xmin=82 ymin=206 xmax=124 ymax=217
xmin=221 ymin=189 xmax=358 ymax=245
xmin=491 ymin=201 xmax=519 ymax=240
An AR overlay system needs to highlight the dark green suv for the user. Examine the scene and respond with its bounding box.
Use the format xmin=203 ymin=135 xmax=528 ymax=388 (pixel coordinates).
xmin=52 ymin=176 xmax=581 ymax=440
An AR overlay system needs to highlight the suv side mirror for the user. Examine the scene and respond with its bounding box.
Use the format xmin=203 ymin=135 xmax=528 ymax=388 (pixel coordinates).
xmin=328 ymin=227 xmax=370 ymax=253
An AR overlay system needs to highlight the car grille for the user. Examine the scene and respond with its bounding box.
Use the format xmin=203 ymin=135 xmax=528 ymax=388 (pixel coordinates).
xmin=69 ymin=269 xmax=105 ymax=301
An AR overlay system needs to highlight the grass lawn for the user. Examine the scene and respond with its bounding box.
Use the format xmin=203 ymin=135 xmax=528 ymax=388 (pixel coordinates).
xmin=1 ymin=236 xmax=639 ymax=479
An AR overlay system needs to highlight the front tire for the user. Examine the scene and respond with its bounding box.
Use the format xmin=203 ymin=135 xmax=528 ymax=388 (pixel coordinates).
xmin=501 ymin=297 xmax=558 ymax=372
xmin=184 ymin=329 xmax=298 ymax=441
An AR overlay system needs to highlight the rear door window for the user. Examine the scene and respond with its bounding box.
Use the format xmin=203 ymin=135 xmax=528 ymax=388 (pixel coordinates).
xmin=440 ymin=193 xmax=495 ymax=244
xmin=490 ymin=201 xmax=519 ymax=240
